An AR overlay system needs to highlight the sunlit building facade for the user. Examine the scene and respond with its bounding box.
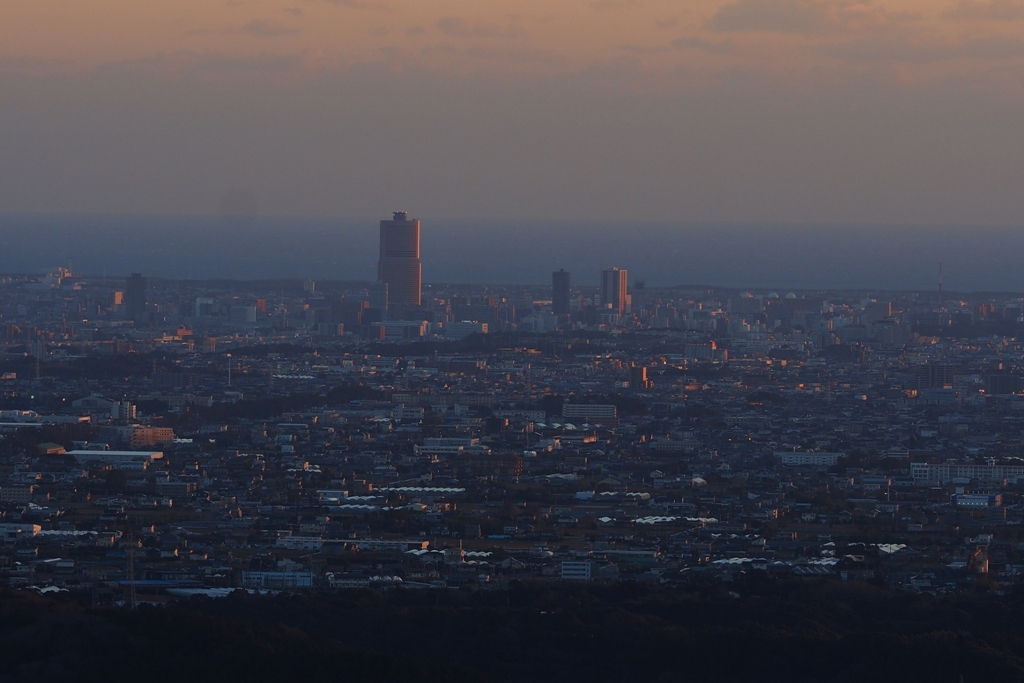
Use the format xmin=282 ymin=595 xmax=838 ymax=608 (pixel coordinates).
xmin=378 ymin=212 xmax=422 ymax=307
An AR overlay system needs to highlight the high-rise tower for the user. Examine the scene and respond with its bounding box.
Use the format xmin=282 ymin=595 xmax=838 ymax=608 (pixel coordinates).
xmin=124 ymin=273 xmax=147 ymax=324
xmin=600 ymin=267 xmax=628 ymax=316
xmin=377 ymin=211 xmax=421 ymax=307
xmin=552 ymin=269 xmax=571 ymax=316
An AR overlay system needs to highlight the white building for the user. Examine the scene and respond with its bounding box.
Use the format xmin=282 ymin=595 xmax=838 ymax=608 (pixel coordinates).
xmin=911 ymin=462 xmax=1024 ymax=485
xmin=393 ymin=406 xmax=425 ymax=421
xmin=561 ymin=560 xmax=593 ymax=581
xmin=650 ymin=439 xmax=695 ymax=453
xmin=240 ymin=571 xmax=314 ymax=589
xmin=494 ymin=409 xmax=547 ymax=422
xmin=562 ymin=404 xmax=617 ymax=424
xmin=775 ymin=451 xmax=843 ymax=467
xmin=66 ymin=450 xmax=163 ymax=470
xmin=952 ymin=494 xmax=1001 ymax=509
xmin=275 ymin=536 xmax=325 ymax=551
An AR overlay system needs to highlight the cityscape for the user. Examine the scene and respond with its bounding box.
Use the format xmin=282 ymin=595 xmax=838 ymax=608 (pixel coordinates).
xmin=6 ymin=0 xmax=1024 ymax=676
xmin=5 ymin=214 xmax=1024 ymax=659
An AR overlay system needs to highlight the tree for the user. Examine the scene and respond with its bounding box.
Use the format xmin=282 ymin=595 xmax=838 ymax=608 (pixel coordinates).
xmin=105 ymin=469 xmax=128 ymax=493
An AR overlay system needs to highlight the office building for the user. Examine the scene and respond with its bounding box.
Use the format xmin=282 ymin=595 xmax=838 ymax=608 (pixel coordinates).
xmin=378 ymin=212 xmax=421 ymax=308
xmin=562 ymin=403 xmax=618 ymax=425
xmin=124 ymin=273 xmax=147 ymax=324
xmin=600 ymin=267 xmax=628 ymax=315
xmin=632 ymin=280 xmax=647 ymax=317
xmin=914 ymin=363 xmax=955 ymax=390
xmin=561 ymin=560 xmax=592 ymax=581
xmin=775 ymin=451 xmax=843 ymax=467
xmin=629 ymin=362 xmax=652 ymax=389
xmin=552 ymin=269 xmax=571 ymax=316
xmin=863 ymin=301 xmax=893 ymax=325
xmin=369 ymin=282 xmax=388 ymax=313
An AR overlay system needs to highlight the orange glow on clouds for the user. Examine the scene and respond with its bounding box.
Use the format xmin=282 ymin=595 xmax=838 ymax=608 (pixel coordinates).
xmin=3 ymin=0 xmax=1024 ymax=86
xmin=3 ymin=0 xmax=1024 ymax=222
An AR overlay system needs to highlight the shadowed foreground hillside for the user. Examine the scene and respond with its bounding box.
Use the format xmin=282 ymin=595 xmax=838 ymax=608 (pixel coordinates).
xmin=0 ymin=590 xmax=481 ymax=683
xmin=4 ymin=579 xmax=1024 ymax=683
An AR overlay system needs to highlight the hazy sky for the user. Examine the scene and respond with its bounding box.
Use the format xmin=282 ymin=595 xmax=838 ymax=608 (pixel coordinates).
xmin=2 ymin=0 xmax=1024 ymax=225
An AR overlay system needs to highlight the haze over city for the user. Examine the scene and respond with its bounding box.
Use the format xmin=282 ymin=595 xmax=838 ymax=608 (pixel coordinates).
xmin=4 ymin=215 xmax=1024 ymax=291
xmin=2 ymin=0 xmax=1024 ymax=229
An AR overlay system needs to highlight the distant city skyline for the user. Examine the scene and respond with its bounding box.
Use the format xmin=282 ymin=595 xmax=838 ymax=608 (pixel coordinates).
xmin=3 ymin=213 xmax=1024 ymax=293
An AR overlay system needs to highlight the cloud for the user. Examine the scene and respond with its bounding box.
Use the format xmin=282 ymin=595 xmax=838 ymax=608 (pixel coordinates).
xmin=708 ymin=0 xmax=908 ymax=37
xmin=0 ymin=55 xmax=73 ymax=73
xmin=818 ymin=37 xmax=957 ymax=62
xmin=818 ymin=34 xmax=1024 ymax=62
xmin=420 ymin=44 xmax=459 ymax=57
xmin=283 ymin=8 xmax=303 ymax=17
xmin=589 ymin=0 xmax=637 ymax=9
xmin=435 ymin=17 xmax=525 ymax=40
xmin=962 ymin=35 xmax=1024 ymax=57
xmin=94 ymin=51 xmax=306 ymax=77
xmin=460 ymin=45 xmax=567 ymax=66
xmin=186 ymin=20 xmax=300 ymax=38
xmin=240 ymin=20 xmax=300 ymax=37
xmin=619 ymin=44 xmax=671 ymax=55
xmin=5 ymin=47 xmax=1024 ymax=231
xmin=671 ymin=36 xmax=734 ymax=53
xmin=944 ymin=0 xmax=1024 ymax=20
xmin=709 ymin=0 xmax=832 ymax=34
xmin=312 ymin=0 xmax=390 ymax=8
xmin=416 ymin=41 xmax=566 ymax=70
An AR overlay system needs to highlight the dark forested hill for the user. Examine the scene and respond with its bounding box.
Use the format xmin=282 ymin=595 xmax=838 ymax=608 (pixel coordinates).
xmin=0 ymin=590 xmax=482 ymax=683
xmin=3 ymin=579 xmax=1024 ymax=683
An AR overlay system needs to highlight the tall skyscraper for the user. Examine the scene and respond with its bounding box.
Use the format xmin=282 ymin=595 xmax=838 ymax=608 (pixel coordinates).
xmin=600 ymin=267 xmax=628 ymax=315
xmin=378 ymin=211 xmax=421 ymax=308
xmin=552 ymin=269 xmax=571 ymax=316
xmin=124 ymin=273 xmax=147 ymax=324
xmin=633 ymin=280 xmax=647 ymax=317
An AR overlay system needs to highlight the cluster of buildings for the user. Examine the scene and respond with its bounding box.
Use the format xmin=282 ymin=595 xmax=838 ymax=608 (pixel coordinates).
xmin=4 ymin=216 xmax=1024 ymax=599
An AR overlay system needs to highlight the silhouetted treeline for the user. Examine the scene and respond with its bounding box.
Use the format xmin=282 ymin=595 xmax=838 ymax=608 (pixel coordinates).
xmin=0 ymin=590 xmax=481 ymax=683
xmin=6 ymin=579 xmax=1024 ymax=683
xmin=186 ymin=579 xmax=1024 ymax=683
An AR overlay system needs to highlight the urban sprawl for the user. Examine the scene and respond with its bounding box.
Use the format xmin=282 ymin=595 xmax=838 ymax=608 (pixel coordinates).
xmin=2 ymin=219 xmax=1024 ymax=602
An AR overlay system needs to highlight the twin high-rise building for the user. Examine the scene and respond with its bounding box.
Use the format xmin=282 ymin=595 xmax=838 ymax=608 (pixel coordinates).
xmin=551 ymin=267 xmax=629 ymax=318
xmin=378 ymin=211 xmax=421 ymax=307
xmin=377 ymin=215 xmax=624 ymax=322
xmin=600 ymin=267 xmax=628 ymax=315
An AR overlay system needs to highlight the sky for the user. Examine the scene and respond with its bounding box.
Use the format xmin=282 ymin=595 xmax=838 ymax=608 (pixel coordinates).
xmin=1 ymin=0 xmax=1024 ymax=226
